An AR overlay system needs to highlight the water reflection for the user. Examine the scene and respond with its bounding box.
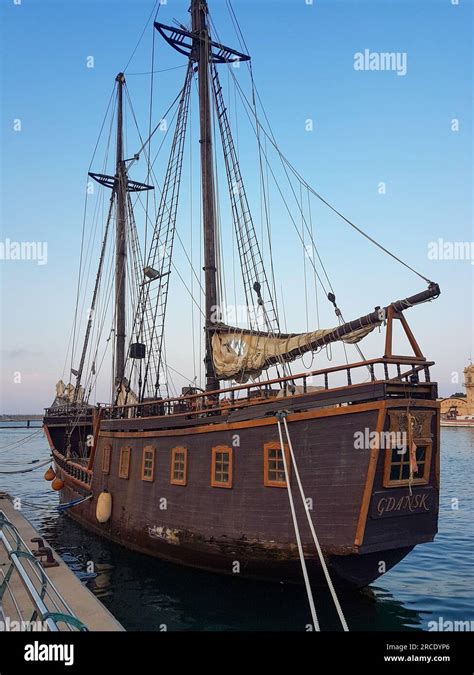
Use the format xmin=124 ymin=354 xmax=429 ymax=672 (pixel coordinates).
xmin=32 ymin=507 xmax=424 ymax=631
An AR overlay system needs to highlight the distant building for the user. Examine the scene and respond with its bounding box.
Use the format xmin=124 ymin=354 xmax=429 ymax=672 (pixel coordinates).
xmin=440 ymin=363 xmax=474 ymax=418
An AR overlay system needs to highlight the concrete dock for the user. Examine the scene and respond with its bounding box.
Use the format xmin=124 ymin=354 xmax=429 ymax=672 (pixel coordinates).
xmin=0 ymin=494 xmax=123 ymax=631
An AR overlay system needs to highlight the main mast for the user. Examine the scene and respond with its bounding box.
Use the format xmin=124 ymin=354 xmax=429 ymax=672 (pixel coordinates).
xmin=191 ymin=0 xmax=219 ymax=393
xmin=115 ymin=72 xmax=127 ymax=385
xmin=153 ymin=3 xmax=250 ymax=394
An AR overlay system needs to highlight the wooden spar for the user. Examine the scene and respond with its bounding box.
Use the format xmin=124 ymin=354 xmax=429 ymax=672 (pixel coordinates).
xmin=210 ymin=283 xmax=441 ymax=368
xmin=115 ymin=73 xmax=127 ymax=385
xmin=191 ymin=0 xmax=220 ymax=394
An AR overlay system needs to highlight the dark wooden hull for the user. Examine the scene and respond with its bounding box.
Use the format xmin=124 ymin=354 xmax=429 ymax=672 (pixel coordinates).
xmin=44 ymin=381 xmax=440 ymax=588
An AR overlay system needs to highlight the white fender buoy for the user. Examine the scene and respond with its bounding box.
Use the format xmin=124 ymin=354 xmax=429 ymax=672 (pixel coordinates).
xmin=96 ymin=490 xmax=112 ymax=523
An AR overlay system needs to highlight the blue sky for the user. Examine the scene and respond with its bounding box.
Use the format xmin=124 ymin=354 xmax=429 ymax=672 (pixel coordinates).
xmin=0 ymin=0 xmax=472 ymax=412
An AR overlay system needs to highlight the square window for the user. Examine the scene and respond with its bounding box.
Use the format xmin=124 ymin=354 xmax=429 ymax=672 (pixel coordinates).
xmin=384 ymin=443 xmax=431 ymax=487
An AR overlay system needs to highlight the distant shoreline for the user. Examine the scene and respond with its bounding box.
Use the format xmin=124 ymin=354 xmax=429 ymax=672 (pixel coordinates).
xmin=0 ymin=415 xmax=43 ymax=420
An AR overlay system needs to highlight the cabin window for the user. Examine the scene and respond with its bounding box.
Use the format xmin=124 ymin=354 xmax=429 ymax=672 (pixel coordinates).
xmin=170 ymin=446 xmax=187 ymax=486
xmin=118 ymin=446 xmax=131 ymax=479
xmin=102 ymin=445 xmax=111 ymax=474
xmin=264 ymin=442 xmax=290 ymax=487
xmin=141 ymin=446 xmax=155 ymax=482
xmin=384 ymin=443 xmax=431 ymax=487
xmin=211 ymin=446 xmax=232 ymax=488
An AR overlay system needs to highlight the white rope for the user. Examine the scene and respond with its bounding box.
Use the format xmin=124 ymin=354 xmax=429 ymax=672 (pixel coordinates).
xmin=281 ymin=414 xmax=349 ymax=632
xmin=276 ymin=417 xmax=320 ymax=631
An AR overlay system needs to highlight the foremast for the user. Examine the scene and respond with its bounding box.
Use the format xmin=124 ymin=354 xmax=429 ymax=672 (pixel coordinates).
xmin=86 ymin=73 xmax=153 ymax=402
xmin=72 ymin=73 xmax=128 ymax=402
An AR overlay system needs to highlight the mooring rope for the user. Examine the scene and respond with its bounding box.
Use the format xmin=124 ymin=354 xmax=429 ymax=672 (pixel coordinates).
xmin=57 ymin=494 xmax=93 ymax=511
xmin=280 ymin=413 xmax=349 ymax=632
xmin=15 ymin=494 xmax=93 ymax=512
xmin=276 ymin=414 xmax=320 ymax=631
xmin=0 ymin=458 xmax=52 ymax=475
xmin=0 ymin=458 xmax=47 ymax=466
xmin=0 ymin=428 xmax=43 ymax=453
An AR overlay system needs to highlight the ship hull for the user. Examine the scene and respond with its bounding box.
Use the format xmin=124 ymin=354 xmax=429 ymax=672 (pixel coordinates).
xmin=60 ymin=482 xmax=414 ymax=588
xmin=44 ymin=382 xmax=440 ymax=588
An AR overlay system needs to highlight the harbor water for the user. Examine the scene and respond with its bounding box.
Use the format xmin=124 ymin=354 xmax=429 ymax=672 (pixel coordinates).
xmin=1 ymin=424 xmax=472 ymax=631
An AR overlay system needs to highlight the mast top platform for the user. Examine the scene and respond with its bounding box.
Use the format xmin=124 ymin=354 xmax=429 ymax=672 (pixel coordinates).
xmin=154 ymin=21 xmax=250 ymax=64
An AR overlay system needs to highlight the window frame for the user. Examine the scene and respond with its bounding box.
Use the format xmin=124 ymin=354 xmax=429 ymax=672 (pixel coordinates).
xmin=211 ymin=445 xmax=233 ymax=489
xmin=118 ymin=446 xmax=131 ymax=480
xmin=264 ymin=441 xmax=290 ymax=488
xmin=101 ymin=444 xmax=111 ymax=474
xmin=170 ymin=446 xmax=188 ymax=486
xmin=141 ymin=445 xmax=155 ymax=482
xmin=383 ymin=441 xmax=432 ymax=488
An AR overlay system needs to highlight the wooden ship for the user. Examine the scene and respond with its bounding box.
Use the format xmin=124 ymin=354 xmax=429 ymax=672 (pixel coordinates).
xmin=43 ymin=0 xmax=441 ymax=588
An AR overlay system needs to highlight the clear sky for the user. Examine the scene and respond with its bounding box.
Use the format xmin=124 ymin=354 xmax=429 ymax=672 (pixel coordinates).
xmin=0 ymin=0 xmax=472 ymax=413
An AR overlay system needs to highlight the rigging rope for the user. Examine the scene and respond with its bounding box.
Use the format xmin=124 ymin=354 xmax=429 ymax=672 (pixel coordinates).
xmin=223 ymin=54 xmax=432 ymax=285
xmin=71 ymin=79 xmax=187 ymax=405
xmin=126 ymin=64 xmax=189 ymax=76
xmin=123 ymin=0 xmax=161 ymax=73
xmin=207 ymin=13 xmax=419 ymax=377
xmin=219 ymin=0 xmax=433 ymax=290
xmin=67 ymin=86 xmax=117 ymax=385
xmin=144 ymin=13 xmax=157 ymax=262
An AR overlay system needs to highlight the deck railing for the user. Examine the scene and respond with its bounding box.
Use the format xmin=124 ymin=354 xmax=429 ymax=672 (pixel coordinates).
xmin=98 ymin=356 xmax=434 ymax=421
xmin=52 ymin=452 xmax=92 ymax=489
xmin=44 ymin=404 xmax=93 ymax=418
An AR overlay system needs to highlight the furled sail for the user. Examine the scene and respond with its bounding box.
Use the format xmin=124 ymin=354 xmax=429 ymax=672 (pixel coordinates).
xmin=52 ymin=380 xmax=85 ymax=405
xmin=116 ymin=379 xmax=139 ymax=407
xmin=211 ymin=323 xmax=378 ymax=382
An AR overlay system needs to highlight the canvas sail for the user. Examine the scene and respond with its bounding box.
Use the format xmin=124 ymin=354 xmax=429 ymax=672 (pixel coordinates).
xmin=211 ymin=323 xmax=378 ymax=382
